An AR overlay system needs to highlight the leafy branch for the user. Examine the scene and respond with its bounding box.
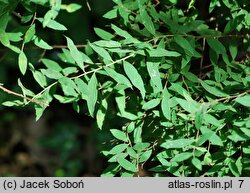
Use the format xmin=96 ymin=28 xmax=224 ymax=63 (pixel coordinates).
xmin=0 ymin=83 xmax=49 ymax=106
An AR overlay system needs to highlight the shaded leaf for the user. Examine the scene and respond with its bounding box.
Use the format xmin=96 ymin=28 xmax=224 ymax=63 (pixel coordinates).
xmin=123 ymin=61 xmax=146 ymax=98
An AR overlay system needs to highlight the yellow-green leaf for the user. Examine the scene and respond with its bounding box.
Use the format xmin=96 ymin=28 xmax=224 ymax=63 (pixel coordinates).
xmin=18 ymin=51 xmax=28 ymax=75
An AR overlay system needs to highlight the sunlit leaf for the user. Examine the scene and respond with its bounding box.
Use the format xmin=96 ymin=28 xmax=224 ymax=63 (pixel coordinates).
xmin=87 ymin=73 xmax=98 ymax=117
xmin=18 ymin=51 xmax=27 ymax=75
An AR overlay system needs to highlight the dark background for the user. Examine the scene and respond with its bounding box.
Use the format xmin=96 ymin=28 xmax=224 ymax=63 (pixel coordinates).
xmin=0 ymin=0 xmax=114 ymax=177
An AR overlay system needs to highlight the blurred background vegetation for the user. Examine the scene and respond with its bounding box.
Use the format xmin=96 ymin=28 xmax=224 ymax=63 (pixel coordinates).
xmin=0 ymin=0 xmax=114 ymax=177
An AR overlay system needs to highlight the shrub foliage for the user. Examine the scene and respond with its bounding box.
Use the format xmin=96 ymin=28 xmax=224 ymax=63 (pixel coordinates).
xmin=0 ymin=0 xmax=250 ymax=176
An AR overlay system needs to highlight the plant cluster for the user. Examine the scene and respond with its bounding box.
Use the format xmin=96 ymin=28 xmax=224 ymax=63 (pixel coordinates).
xmin=0 ymin=0 xmax=250 ymax=176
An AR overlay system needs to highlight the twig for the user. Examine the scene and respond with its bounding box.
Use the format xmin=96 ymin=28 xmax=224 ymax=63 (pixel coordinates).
xmin=29 ymin=53 xmax=136 ymax=103
xmin=70 ymin=53 xmax=136 ymax=80
xmin=0 ymin=84 xmax=49 ymax=106
xmin=199 ymin=38 xmax=206 ymax=78
xmin=21 ymin=12 xmax=37 ymax=52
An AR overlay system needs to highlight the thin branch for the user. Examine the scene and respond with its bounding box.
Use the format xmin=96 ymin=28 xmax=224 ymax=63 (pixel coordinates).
xmin=0 ymin=84 xmax=49 ymax=106
xmin=29 ymin=53 xmax=136 ymax=103
xmin=70 ymin=53 xmax=136 ymax=80
xmin=199 ymin=37 xmax=206 ymax=78
xmin=21 ymin=12 xmax=37 ymax=52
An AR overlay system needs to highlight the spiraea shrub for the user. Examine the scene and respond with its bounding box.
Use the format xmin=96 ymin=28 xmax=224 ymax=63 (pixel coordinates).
xmin=0 ymin=0 xmax=249 ymax=176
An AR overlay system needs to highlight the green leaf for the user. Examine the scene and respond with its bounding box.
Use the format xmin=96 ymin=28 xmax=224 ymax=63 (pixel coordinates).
xmin=2 ymin=100 xmax=23 ymax=107
xmin=183 ymin=71 xmax=199 ymax=83
xmin=65 ymin=36 xmax=85 ymax=71
xmin=203 ymin=114 xmax=222 ymax=127
xmin=6 ymin=30 xmax=23 ymax=42
xmin=127 ymin=147 xmax=137 ymax=158
xmin=94 ymin=28 xmax=114 ymax=40
xmin=46 ymin=20 xmax=67 ymax=31
xmin=146 ymin=61 xmax=162 ymax=93
xmin=199 ymin=127 xmax=223 ymax=146
xmin=209 ymin=133 xmax=223 ymax=146
xmin=0 ymin=29 xmax=10 ymax=46
xmin=96 ymin=98 xmax=108 ymax=129
xmin=74 ymin=78 xmax=88 ymax=100
xmin=191 ymin=157 xmax=202 ymax=171
xmin=147 ymin=48 xmax=181 ymax=57
xmin=228 ymin=130 xmax=249 ymax=142
xmin=24 ymin=24 xmax=35 ymax=43
xmin=32 ymin=70 xmax=47 ymax=88
xmin=123 ymin=61 xmax=146 ymax=99
xmin=170 ymin=152 xmax=192 ymax=162
xmin=117 ymin=157 xmax=137 ymax=173
xmin=200 ymin=80 xmax=228 ymax=97
xmin=62 ymin=67 xmax=78 ymax=76
xmin=207 ymin=38 xmax=226 ymax=55
xmin=103 ymin=8 xmax=118 ymax=19
xmin=101 ymin=164 xmax=119 ymax=177
xmin=161 ymin=138 xmax=194 ymax=149
xmin=203 ymin=152 xmax=212 ymax=165
xmin=33 ymin=36 xmax=53 ymax=50
xmin=235 ymin=95 xmax=250 ymax=107
xmin=142 ymin=98 xmax=161 ymax=110
xmin=174 ymin=35 xmax=195 ymax=56
xmin=138 ymin=3 xmax=155 ymax=35
xmin=89 ymin=42 xmax=112 ymax=61
xmin=42 ymin=10 xmax=54 ymax=27
xmin=18 ymin=51 xmax=27 ymax=75
xmin=87 ymin=73 xmax=98 ymax=117
xmin=175 ymin=98 xmax=199 ymax=114
xmin=58 ymin=77 xmax=78 ymax=97
xmin=139 ymin=150 xmax=152 ymax=163
xmin=61 ymin=3 xmax=82 ymax=13
xmin=94 ymin=40 xmax=121 ymax=48
xmin=240 ymin=128 xmax=250 ymax=138
xmin=104 ymin=67 xmax=132 ymax=88
xmin=195 ymin=109 xmax=203 ymax=129
xmin=229 ymin=160 xmax=240 ymax=177
xmin=111 ymin=24 xmax=139 ymax=43
xmin=133 ymin=142 xmax=150 ymax=152
xmin=18 ymin=79 xmax=35 ymax=97
xmin=109 ymin=144 xmax=129 ymax=155
xmin=229 ymin=43 xmax=237 ymax=60
xmin=161 ymin=89 xmax=171 ymax=120
xmin=34 ymin=89 xmax=53 ymax=121
xmin=41 ymin=69 xmax=63 ymax=79
xmin=41 ymin=58 xmax=62 ymax=71
xmin=110 ymin=129 xmax=128 ymax=142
